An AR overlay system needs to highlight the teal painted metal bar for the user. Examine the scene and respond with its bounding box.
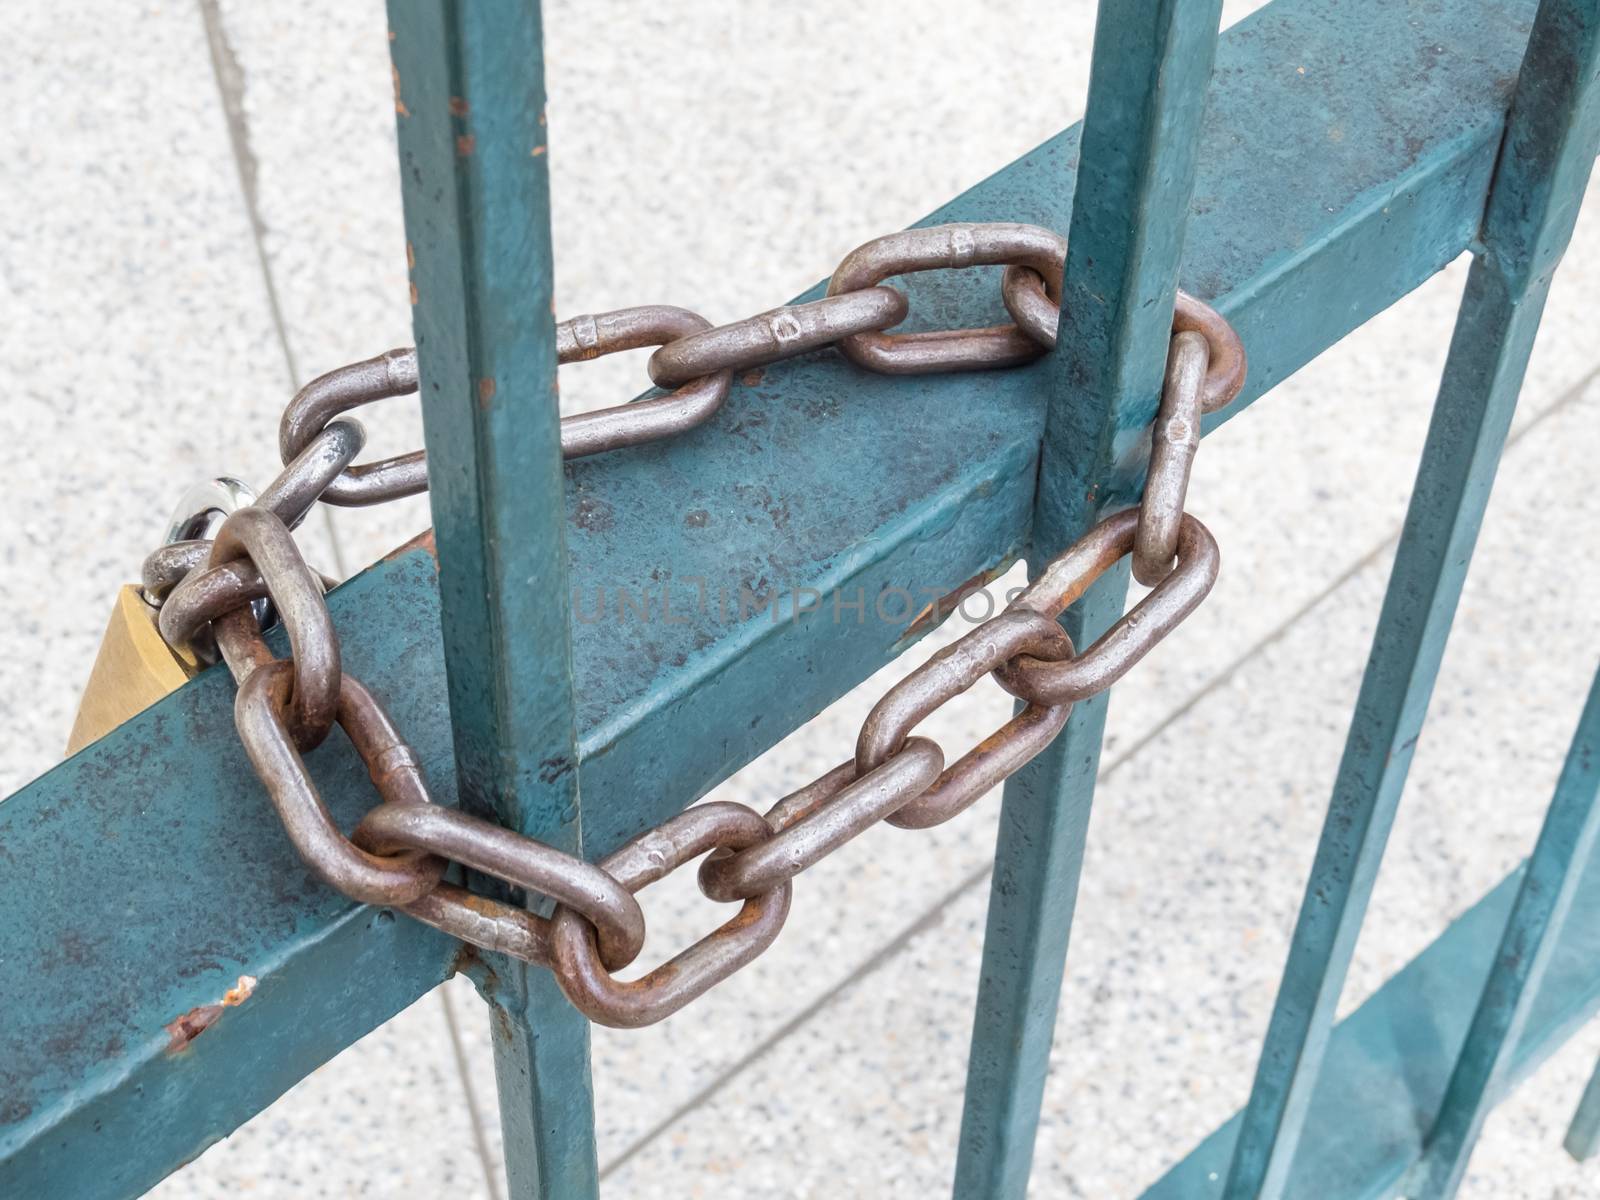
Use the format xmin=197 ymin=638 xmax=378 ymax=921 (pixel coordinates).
xmin=1566 ymin=1055 xmax=1600 ymax=1160
xmin=1409 ymin=659 xmax=1600 ymax=1196
xmin=953 ymin=3 xmax=1224 ymax=1195
xmin=386 ymin=3 xmax=598 ymax=1196
xmin=1223 ymin=0 xmax=1600 ymax=1192
xmin=1145 ymin=826 xmax=1600 ymax=1197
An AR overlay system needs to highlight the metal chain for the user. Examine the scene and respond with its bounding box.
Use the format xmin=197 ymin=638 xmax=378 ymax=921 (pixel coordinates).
xmin=137 ymin=221 xmax=1246 ymax=1028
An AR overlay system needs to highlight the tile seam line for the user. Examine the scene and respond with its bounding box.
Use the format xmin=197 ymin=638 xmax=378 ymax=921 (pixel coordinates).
xmin=595 ymin=352 xmax=1600 ymax=1181
xmin=189 ymin=0 xmax=507 ymax=1190
xmin=194 ymin=0 xmax=350 ymax=579
xmin=438 ymin=984 xmax=506 ymax=1200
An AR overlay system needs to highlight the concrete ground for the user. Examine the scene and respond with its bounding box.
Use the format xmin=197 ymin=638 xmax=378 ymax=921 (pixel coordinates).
xmin=4 ymin=1 xmax=1600 ymax=1196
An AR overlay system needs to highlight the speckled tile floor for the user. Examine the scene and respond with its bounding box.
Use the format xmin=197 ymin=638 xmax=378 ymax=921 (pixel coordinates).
xmin=6 ymin=2 xmax=1600 ymax=1197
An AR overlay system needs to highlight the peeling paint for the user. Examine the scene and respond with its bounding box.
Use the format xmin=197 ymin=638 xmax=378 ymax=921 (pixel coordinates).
xmin=164 ymin=975 xmax=257 ymax=1053
xmin=382 ymin=529 xmax=437 ymax=565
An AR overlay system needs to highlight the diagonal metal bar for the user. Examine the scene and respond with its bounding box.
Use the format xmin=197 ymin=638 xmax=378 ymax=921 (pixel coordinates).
xmin=952 ymin=4 xmax=1224 ymax=1196
xmin=1223 ymin=1 xmax=1600 ymax=1193
xmin=1408 ymin=659 xmax=1600 ymax=1196
xmin=385 ymin=3 xmax=597 ymax=1197
xmin=1146 ymin=828 xmax=1600 ymax=1197
xmin=1566 ymin=1053 xmax=1600 ymax=1160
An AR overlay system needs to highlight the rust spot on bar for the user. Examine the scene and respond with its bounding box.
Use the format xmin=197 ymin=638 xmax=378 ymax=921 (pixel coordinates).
xmin=449 ymin=96 xmax=469 ymax=116
xmin=490 ymin=1001 xmax=516 ymax=1043
xmin=391 ymin=64 xmax=408 ymax=117
xmin=456 ymin=134 xmax=476 ymax=157
xmin=530 ymin=144 xmax=547 ymax=157
xmin=406 ymin=241 xmax=415 ymax=270
xmin=409 ymin=282 xmax=419 ymax=306
xmin=477 ymin=378 xmax=496 ymax=406
xmin=456 ymin=892 xmax=502 ymax=916
xmin=454 ymin=942 xmax=501 ymax=996
xmin=900 ymin=564 xmax=1010 ymax=645
xmin=725 ymin=904 xmax=766 ymax=933
xmin=164 ymin=974 xmax=257 ymax=1053
xmin=383 ymin=528 xmax=437 ymax=564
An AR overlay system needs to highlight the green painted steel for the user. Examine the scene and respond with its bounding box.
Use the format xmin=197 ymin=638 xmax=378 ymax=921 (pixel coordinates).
xmin=386 ymin=3 xmax=599 ymax=1196
xmin=3 ymin=0 xmax=1595 ymax=1195
xmin=1150 ymin=676 xmax=1600 ymax=1199
xmin=1409 ymin=661 xmax=1600 ymax=1196
xmin=1223 ymin=0 xmax=1600 ymax=1192
xmin=0 ymin=556 xmax=461 ymax=1200
xmin=953 ymin=4 xmax=1223 ymax=1195
xmin=1143 ymin=830 xmax=1600 ymax=1197
xmin=1566 ymin=1055 xmax=1600 ymax=1160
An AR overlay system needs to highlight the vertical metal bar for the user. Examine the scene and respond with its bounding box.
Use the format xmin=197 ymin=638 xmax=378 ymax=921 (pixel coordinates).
xmin=386 ymin=4 xmax=598 ymax=1198
xmin=1566 ymin=1054 xmax=1600 ymax=1161
xmin=952 ymin=4 xmax=1223 ymax=1196
xmin=1224 ymin=3 xmax=1600 ymax=1194
xmin=1407 ymin=663 xmax=1600 ymax=1197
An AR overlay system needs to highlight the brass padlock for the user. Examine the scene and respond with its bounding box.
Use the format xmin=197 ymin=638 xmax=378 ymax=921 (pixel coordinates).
xmin=66 ymin=478 xmax=258 ymax=755
xmin=65 ymin=586 xmax=202 ymax=753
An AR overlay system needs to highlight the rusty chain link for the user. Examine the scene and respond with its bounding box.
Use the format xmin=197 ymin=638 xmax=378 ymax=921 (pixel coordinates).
xmin=136 ymin=221 xmax=1246 ymax=1028
xmin=827 ymin=222 xmax=1067 ymax=372
xmin=1135 ymin=332 xmax=1209 ymax=586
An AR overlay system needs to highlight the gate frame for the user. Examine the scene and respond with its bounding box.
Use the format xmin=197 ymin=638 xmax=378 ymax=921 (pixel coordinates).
xmin=4 ymin=1 xmax=1600 ymax=1196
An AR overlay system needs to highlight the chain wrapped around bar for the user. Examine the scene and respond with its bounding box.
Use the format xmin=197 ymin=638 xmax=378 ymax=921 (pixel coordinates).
xmin=277 ymin=306 xmax=743 ymax=506
xmin=271 ymin=221 xmax=1235 ymax=499
xmin=1135 ymin=332 xmax=1210 ymax=585
xmin=826 ymin=222 xmax=1067 ymax=372
xmin=548 ymin=803 xmax=793 ymax=1027
xmin=127 ymin=219 xmax=1247 ymax=1028
xmin=179 ymin=506 xmax=656 ymax=974
xmin=994 ymin=509 xmax=1221 ymax=704
xmin=167 ymin=507 xmax=342 ymax=750
xmin=698 ymin=739 xmax=948 ymax=903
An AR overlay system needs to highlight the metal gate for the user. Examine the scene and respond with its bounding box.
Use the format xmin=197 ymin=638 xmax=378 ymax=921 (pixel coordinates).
xmin=4 ymin=0 xmax=1600 ymax=1197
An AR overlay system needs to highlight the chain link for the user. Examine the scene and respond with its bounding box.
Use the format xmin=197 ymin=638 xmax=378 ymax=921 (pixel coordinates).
xmin=647 ymin=289 xmax=909 ymax=385
xmin=859 ymin=608 xmax=1076 ymax=830
xmin=698 ymin=739 xmax=946 ymax=904
xmin=549 ymin=802 xmax=794 ymax=1028
xmin=1001 ymin=270 xmax=1248 ymax=413
xmin=233 ymin=657 xmax=447 ymax=905
xmin=1134 ymin=331 xmax=1209 ymax=586
xmin=134 ymin=220 xmax=1246 ymax=1027
xmin=826 ymin=222 xmax=1067 ymax=372
xmin=555 ymin=305 xmax=733 ymax=458
xmin=995 ymin=509 xmax=1221 ymax=704
xmin=188 ymin=508 xmax=342 ymax=749
xmin=278 ymin=349 xmax=424 ymax=506
xmin=354 ymin=801 xmax=647 ymax=971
